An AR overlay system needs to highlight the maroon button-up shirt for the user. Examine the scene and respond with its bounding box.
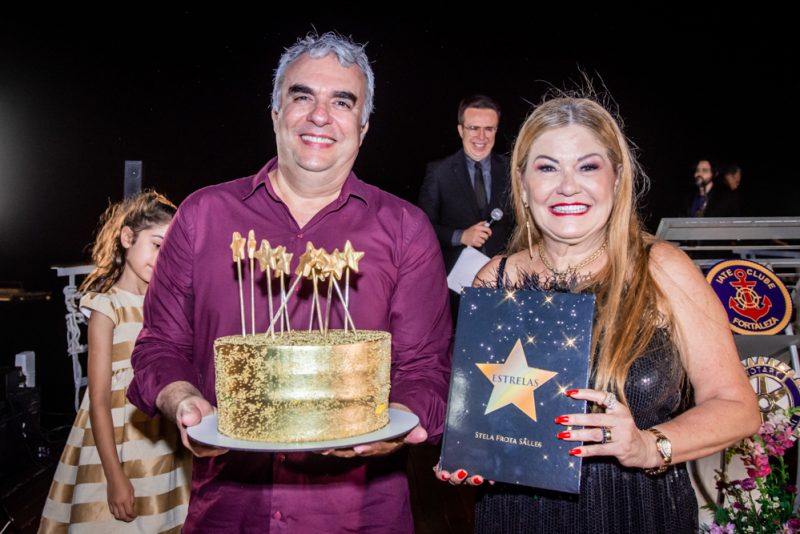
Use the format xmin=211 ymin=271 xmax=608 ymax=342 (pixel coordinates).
xmin=128 ymin=158 xmax=453 ymax=533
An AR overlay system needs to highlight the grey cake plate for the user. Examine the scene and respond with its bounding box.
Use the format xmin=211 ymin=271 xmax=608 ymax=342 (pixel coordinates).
xmin=187 ymin=408 xmax=420 ymax=452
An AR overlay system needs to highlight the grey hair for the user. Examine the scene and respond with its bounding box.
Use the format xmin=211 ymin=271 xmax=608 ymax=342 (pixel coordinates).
xmin=271 ymin=32 xmax=374 ymax=126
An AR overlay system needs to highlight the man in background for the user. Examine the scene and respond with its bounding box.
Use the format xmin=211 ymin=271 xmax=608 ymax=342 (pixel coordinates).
xmin=418 ymin=95 xmax=513 ymax=273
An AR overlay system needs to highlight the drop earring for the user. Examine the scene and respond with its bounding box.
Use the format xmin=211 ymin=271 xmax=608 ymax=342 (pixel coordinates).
xmin=522 ymin=200 xmax=534 ymax=260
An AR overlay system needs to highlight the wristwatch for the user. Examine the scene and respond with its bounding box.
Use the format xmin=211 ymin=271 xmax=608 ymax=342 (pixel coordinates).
xmin=643 ymin=427 xmax=672 ymax=475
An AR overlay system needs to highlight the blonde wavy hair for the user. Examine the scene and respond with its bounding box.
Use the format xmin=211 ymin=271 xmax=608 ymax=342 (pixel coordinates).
xmin=508 ymin=97 xmax=670 ymax=402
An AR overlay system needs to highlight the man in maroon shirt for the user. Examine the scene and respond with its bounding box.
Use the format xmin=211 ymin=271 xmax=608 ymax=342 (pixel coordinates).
xmin=128 ymin=32 xmax=452 ymax=533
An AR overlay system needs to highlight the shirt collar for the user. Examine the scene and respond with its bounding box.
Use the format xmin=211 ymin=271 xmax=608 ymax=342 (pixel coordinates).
xmin=464 ymin=152 xmax=492 ymax=169
xmin=242 ymin=157 xmax=370 ymax=207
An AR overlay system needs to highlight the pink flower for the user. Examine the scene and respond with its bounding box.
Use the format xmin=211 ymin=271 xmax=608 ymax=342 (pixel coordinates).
xmin=709 ymin=522 xmax=735 ymax=534
xmin=746 ymin=466 xmax=771 ymax=478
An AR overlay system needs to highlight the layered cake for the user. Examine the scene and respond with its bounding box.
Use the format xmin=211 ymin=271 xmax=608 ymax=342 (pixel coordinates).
xmin=214 ymin=329 xmax=391 ymax=442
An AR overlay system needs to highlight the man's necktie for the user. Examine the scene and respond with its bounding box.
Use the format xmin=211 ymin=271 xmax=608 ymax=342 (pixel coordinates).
xmin=474 ymin=161 xmax=487 ymax=215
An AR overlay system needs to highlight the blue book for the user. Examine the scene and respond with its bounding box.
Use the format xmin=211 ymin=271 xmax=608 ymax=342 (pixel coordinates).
xmin=440 ymin=287 xmax=595 ymax=494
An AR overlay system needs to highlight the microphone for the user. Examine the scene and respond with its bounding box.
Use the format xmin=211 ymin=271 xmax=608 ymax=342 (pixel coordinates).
xmin=484 ymin=208 xmax=503 ymax=227
xmin=694 ymin=176 xmax=708 ymax=200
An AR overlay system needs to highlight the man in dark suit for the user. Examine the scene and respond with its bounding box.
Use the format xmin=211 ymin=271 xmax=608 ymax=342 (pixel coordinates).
xmin=418 ymin=95 xmax=513 ymax=273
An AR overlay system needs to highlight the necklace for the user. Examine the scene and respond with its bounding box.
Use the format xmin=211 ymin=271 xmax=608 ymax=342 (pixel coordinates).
xmin=538 ymin=240 xmax=608 ymax=284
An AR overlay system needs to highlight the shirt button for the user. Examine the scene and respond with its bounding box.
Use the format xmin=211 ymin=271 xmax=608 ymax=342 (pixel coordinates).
xmin=297 ymin=233 xmax=303 ymax=238
xmin=273 ymin=511 xmax=282 ymax=520
xmin=277 ymin=453 xmax=286 ymax=462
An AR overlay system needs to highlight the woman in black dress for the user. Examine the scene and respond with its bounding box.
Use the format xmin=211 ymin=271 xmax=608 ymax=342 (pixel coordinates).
xmin=436 ymin=96 xmax=760 ymax=533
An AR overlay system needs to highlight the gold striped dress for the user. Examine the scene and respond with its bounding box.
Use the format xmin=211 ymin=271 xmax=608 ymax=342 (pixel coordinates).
xmin=39 ymin=287 xmax=191 ymax=533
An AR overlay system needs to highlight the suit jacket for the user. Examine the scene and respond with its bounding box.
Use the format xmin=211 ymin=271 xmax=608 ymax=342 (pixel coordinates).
xmin=684 ymin=178 xmax=741 ymax=218
xmin=418 ymin=149 xmax=514 ymax=272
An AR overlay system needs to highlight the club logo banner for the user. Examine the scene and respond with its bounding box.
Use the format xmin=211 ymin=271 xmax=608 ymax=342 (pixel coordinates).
xmin=706 ymin=260 xmax=792 ymax=335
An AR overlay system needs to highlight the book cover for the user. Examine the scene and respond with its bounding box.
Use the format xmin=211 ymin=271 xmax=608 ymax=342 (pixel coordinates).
xmin=440 ymin=287 xmax=595 ymax=493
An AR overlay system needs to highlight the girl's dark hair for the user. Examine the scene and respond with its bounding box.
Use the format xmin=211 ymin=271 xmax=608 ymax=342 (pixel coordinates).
xmin=80 ymin=190 xmax=177 ymax=293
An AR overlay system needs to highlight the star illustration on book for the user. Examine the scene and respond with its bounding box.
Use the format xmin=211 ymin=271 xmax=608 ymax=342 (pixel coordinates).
xmin=476 ymin=338 xmax=558 ymax=422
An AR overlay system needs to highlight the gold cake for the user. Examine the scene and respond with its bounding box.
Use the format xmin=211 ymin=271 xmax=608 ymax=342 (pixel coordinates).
xmin=214 ymin=329 xmax=391 ymax=442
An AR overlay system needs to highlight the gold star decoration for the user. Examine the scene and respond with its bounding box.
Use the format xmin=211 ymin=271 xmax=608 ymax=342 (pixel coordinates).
xmin=324 ymin=248 xmax=347 ymax=280
xmin=342 ymin=240 xmax=365 ymax=272
xmin=476 ymin=339 xmax=558 ymax=422
xmin=296 ymin=242 xmax=318 ymax=278
xmin=267 ymin=243 xmax=280 ymax=272
xmin=314 ymin=247 xmax=330 ymax=280
xmin=247 ymin=230 xmax=257 ymax=259
xmin=273 ymin=246 xmax=293 ymax=278
xmin=255 ymin=240 xmax=271 ymax=272
xmin=230 ymin=232 xmax=246 ymax=262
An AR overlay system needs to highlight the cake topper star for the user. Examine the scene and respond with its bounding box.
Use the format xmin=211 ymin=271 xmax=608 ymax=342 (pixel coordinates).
xmin=230 ymin=232 xmax=246 ymax=262
xmin=256 ymin=240 xmax=275 ymax=337
xmin=340 ymin=241 xmax=364 ymax=332
xmin=230 ymin=231 xmax=247 ymax=336
xmin=273 ymin=245 xmax=292 ymax=278
xmin=247 ymin=230 xmax=257 ymax=260
xmin=293 ymin=243 xmax=327 ymax=333
xmin=476 ymin=338 xmax=558 ymax=422
xmin=326 ymin=249 xmax=347 ymax=281
xmin=322 ymin=249 xmax=347 ymax=332
xmin=313 ymin=247 xmax=329 ymax=281
xmin=342 ymin=240 xmax=365 ymax=272
xmin=255 ymin=240 xmax=271 ymax=273
xmin=296 ymin=242 xmax=318 ymax=279
xmin=267 ymin=245 xmax=280 ymax=272
xmin=272 ymin=245 xmax=293 ymax=333
xmin=247 ymin=230 xmax=258 ymax=335
xmin=309 ymin=247 xmax=328 ymax=332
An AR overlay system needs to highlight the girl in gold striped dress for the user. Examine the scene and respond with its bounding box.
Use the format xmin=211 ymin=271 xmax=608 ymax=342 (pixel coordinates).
xmin=40 ymin=191 xmax=191 ymax=533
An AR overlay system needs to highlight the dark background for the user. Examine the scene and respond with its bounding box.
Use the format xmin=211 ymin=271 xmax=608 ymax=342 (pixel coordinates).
xmin=0 ymin=10 xmax=795 ymax=416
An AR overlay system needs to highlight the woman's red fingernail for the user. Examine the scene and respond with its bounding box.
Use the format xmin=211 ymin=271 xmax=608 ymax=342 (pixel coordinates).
xmin=555 ymin=415 xmax=570 ymax=424
xmin=557 ymin=431 xmax=571 ymax=439
xmin=456 ymin=470 xmax=467 ymax=480
xmin=471 ymin=476 xmax=483 ymax=485
xmin=566 ymin=389 xmax=579 ymax=396
xmin=569 ymin=448 xmax=582 ymax=456
xmin=440 ymin=473 xmax=449 ymax=481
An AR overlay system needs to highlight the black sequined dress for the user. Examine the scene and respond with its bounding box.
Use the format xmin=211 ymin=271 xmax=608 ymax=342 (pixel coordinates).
xmin=474 ymin=258 xmax=698 ymax=533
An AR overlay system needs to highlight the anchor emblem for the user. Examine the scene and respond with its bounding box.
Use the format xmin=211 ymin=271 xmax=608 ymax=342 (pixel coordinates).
xmin=729 ymin=269 xmax=772 ymax=322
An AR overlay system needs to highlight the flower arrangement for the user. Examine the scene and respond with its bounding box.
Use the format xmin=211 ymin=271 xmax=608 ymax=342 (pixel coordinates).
xmin=704 ymin=410 xmax=800 ymax=533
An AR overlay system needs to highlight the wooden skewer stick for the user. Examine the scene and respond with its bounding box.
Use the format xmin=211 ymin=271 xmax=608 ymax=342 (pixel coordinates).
xmin=309 ymin=272 xmax=317 ymax=332
xmin=280 ymin=275 xmax=289 ymax=333
xmin=230 ymin=232 xmax=247 ymax=336
xmin=267 ymin=274 xmax=303 ymax=334
xmin=344 ymin=269 xmax=350 ymax=333
xmin=256 ymin=240 xmax=274 ymax=338
xmin=266 ymin=263 xmax=274 ymax=337
xmin=331 ymin=279 xmax=357 ymax=332
xmin=247 ymin=231 xmax=257 ymax=336
xmin=324 ymin=279 xmax=334 ymax=334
